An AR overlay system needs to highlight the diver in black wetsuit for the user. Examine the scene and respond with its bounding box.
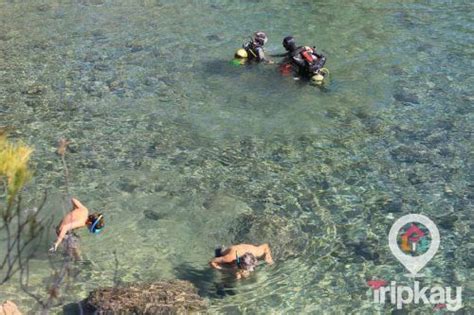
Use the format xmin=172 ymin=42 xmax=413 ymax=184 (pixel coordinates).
xmin=242 ymin=31 xmax=272 ymax=63
xmin=279 ymin=36 xmax=326 ymax=77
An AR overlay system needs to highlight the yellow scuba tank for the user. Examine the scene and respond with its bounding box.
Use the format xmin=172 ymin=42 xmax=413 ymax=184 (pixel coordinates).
xmin=231 ymin=48 xmax=248 ymax=66
xmin=235 ymin=48 xmax=248 ymax=59
xmin=311 ymin=68 xmax=329 ymax=85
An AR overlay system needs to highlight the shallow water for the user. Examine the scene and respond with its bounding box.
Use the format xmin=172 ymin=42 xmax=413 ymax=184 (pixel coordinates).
xmin=0 ymin=0 xmax=473 ymax=313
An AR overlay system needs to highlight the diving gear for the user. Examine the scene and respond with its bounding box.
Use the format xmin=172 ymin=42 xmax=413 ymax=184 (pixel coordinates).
xmin=88 ymin=214 xmax=104 ymax=234
xmin=311 ymin=73 xmax=325 ymax=85
xmin=241 ymin=31 xmax=268 ymax=62
xmin=310 ymin=68 xmax=330 ymax=85
xmin=235 ymin=48 xmax=248 ymax=59
xmin=236 ymin=252 xmax=241 ymax=268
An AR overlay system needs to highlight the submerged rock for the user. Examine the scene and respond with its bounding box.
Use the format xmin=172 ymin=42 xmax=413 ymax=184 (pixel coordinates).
xmin=83 ymin=280 xmax=207 ymax=314
xmin=117 ymin=179 xmax=138 ymax=193
xmin=390 ymin=145 xmax=430 ymax=163
xmin=385 ymin=197 xmax=403 ymax=213
xmin=436 ymin=213 xmax=458 ymax=230
xmin=206 ymin=34 xmax=222 ymax=41
xmin=143 ymin=209 xmax=164 ymax=221
xmin=23 ymin=84 xmax=47 ymax=95
xmin=467 ymin=247 xmax=474 ymax=269
xmin=353 ymin=242 xmax=380 ymax=261
xmin=126 ymin=41 xmax=144 ymax=53
xmin=0 ymin=33 xmax=12 ymax=41
xmin=393 ymin=88 xmax=420 ymax=104
xmin=36 ymin=3 xmax=51 ymax=12
xmin=389 ymin=65 xmax=406 ymax=75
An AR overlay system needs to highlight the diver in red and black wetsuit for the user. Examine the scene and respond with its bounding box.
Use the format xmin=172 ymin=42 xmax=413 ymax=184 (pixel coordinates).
xmin=277 ymin=36 xmax=327 ymax=78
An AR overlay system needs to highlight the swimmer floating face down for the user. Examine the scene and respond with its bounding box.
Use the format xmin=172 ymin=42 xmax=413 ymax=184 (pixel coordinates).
xmin=50 ymin=198 xmax=105 ymax=252
xmin=209 ymin=243 xmax=274 ymax=279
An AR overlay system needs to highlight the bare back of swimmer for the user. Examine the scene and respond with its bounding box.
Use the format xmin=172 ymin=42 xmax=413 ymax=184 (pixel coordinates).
xmin=209 ymin=243 xmax=274 ymax=279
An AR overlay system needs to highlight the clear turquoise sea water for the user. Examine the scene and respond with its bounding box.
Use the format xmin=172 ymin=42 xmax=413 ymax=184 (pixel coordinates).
xmin=0 ymin=0 xmax=472 ymax=313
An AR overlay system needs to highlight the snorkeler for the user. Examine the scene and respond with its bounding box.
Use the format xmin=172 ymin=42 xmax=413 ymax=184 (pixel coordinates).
xmin=0 ymin=300 xmax=21 ymax=315
xmin=235 ymin=31 xmax=273 ymax=64
xmin=278 ymin=36 xmax=327 ymax=79
xmin=49 ymin=198 xmax=104 ymax=252
xmin=210 ymin=243 xmax=274 ymax=279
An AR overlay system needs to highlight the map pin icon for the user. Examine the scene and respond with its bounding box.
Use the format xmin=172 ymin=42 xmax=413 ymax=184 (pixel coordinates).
xmin=388 ymin=214 xmax=440 ymax=277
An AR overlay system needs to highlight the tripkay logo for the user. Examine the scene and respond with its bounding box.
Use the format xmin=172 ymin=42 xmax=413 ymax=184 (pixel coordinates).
xmin=369 ymin=214 xmax=463 ymax=311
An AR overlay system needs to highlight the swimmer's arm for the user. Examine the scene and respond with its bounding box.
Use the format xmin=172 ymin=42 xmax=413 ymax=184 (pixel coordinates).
xmin=257 ymin=47 xmax=273 ymax=64
xmin=209 ymin=254 xmax=235 ymax=270
xmin=269 ymin=52 xmax=288 ymax=58
xmin=260 ymin=243 xmax=274 ymax=264
xmin=264 ymin=57 xmax=275 ymax=64
xmin=209 ymin=258 xmax=222 ymax=269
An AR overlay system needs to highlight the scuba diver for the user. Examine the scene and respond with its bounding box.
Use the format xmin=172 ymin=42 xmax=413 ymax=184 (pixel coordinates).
xmin=50 ymin=198 xmax=104 ymax=252
xmin=210 ymin=243 xmax=274 ymax=279
xmin=234 ymin=31 xmax=273 ymax=64
xmin=277 ymin=36 xmax=328 ymax=84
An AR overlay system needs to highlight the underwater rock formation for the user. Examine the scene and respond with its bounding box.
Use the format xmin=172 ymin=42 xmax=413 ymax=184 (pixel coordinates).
xmin=83 ymin=280 xmax=207 ymax=314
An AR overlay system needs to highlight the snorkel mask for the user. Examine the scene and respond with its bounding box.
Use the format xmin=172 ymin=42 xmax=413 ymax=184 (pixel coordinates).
xmin=88 ymin=214 xmax=104 ymax=234
xmin=236 ymin=252 xmax=241 ymax=269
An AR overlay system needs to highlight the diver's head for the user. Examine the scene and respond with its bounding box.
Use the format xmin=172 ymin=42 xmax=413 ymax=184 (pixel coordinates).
xmin=283 ymin=36 xmax=297 ymax=52
xmin=86 ymin=213 xmax=105 ymax=234
xmin=236 ymin=252 xmax=258 ymax=272
xmin=254 ymin=31 xmax=268 ymax=46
